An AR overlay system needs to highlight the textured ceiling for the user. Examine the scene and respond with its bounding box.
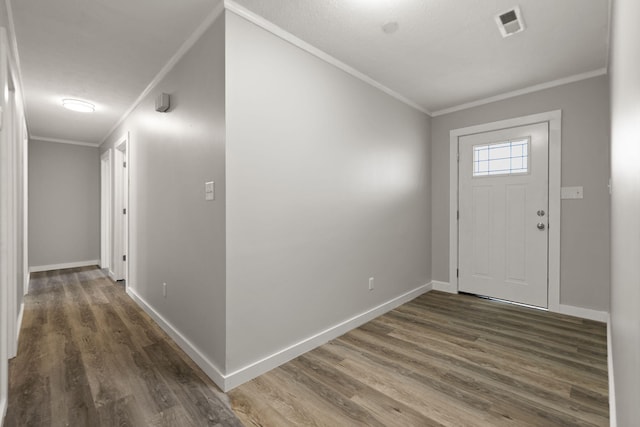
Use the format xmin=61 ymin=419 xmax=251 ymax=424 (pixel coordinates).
xmin=233 ymin=0 xmax=610 ymax=113
xmin=10 ymin=0 xmax=221 ymax=144
xmin=9 ymin=0 xmax=609 ymax=144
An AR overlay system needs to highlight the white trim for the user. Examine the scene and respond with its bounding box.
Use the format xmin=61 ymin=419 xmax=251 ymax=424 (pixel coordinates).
xmin=0 ymin=29 xmax=12 ymax=420
xmin=555 ymin=304 xmax=609 ymax=323
xmin=432 ymin=69 xmax=607 ymax=117
xmin=449 ymin=110 xmax=562 ymax=311
xmin=22 ymin=122 xmax=28 ymax=297
xmin=11 ymin=301 xmax=24 ymax=359
xmin=126 ymin=287 xmax=226 ymax=389
xmin=224 ymin=283 xmax=432 ymax=391
xmin=99 ymin=2 xmax=225 ymax=145
xmin=0 ymin=396 xmax=6 ymax=427
xmin=223 ymin=0 xmax=430 ymax=116
xmin=607 ymin=317 xmax=617 ymax=427
xmin=100 ymin=149 xmax=112 ymax=271
xmin=30 ymin=135 xmax=99 ymax=147
xmin=430 ymin=280 xmax=457 ymax=294
xmin=29 ymin=260 xmax=100 ymax=273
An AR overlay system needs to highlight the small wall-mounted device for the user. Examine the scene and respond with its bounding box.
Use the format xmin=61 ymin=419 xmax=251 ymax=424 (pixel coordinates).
xmin=155 ymin=92 xmax=170 ymax=112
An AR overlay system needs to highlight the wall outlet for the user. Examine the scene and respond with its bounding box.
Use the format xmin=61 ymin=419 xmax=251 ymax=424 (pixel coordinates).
xmin=163 ymin=282 xmax=167 ymax=297
xmin=368 ymin=277 xmax=374 ymax=291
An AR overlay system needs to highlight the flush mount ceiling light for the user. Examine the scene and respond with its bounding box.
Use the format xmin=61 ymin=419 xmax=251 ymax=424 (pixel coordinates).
xmin=62 ymin=98 xmax=95 ymax=113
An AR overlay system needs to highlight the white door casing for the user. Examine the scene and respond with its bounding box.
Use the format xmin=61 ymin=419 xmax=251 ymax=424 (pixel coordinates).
xmin=449 ymin=110 xmax=561 ymax=311
xmin=100 ymin=149 xmax=112 ymax=271
xmin=458 ymin=123 xmax=549 ymax=307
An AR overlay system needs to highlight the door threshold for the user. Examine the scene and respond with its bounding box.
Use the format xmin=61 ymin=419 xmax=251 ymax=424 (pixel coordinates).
xmin=459 ymin=292 xmax=548 ymax=311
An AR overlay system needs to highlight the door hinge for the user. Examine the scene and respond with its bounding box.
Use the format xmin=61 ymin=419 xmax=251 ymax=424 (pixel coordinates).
xmin=122 ymin=255 xmax=127 ymax=261
xmin=456 ymin=268 xmax=459 ymax=278
xmin=123 ymin=161 xmax=127 ymax=168
xmin=123 ymin=208 xmax=127 ymax=215
xmin=457 ymin=210 xmax=459 ymax=220
xmin=457 ymin=152 xmax=460 ymax=162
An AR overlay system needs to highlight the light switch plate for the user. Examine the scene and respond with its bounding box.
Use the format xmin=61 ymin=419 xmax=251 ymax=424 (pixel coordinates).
xmin=561 ymin=186 xmax=583 ymax=200
xmin=205 ymin=181 xmax=215 ymax=201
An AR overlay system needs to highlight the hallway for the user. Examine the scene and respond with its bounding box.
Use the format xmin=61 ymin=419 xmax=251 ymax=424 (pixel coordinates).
xmin=5 ymin=267 xmax=242 ymax=426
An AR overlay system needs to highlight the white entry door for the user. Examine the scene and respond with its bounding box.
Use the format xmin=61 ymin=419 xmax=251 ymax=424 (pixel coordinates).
xmin=458 ymin=122 xmax=549 ymax=308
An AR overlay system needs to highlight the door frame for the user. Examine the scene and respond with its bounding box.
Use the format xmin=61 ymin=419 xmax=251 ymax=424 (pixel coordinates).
xmin=100 ymin=149 xmax=112 ymax=271
xmin=449 ymin=110 xmax=562 ymax=311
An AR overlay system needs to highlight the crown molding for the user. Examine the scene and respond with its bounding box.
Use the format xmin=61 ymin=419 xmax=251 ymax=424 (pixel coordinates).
xmin=30 ymin=135 xmax=100 ymax=147
xmin=431 ymin=68 xmax=608 ymax=117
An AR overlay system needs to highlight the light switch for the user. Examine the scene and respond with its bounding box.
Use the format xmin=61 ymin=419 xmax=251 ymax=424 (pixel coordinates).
xmin=561 ymin=186 xmax=583 ymax=200
xmin=205 ymin=181 xmax=215 ymax=201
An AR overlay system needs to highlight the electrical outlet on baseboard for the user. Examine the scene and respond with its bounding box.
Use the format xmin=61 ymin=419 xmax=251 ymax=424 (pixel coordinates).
xmin=163 ymin=282 xmax=167 ymax=297
xmin=368 ymin=277 xmax=375 ymax=291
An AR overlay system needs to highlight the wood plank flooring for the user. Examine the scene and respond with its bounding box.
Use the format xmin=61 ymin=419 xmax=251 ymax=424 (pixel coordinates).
xmin=5 ymin=267 xmax=243 ymax=427
xmin=7 ymin=267 xmax=608 ymax=426
xmin=230 ymin=291 xmax=609 ymax=427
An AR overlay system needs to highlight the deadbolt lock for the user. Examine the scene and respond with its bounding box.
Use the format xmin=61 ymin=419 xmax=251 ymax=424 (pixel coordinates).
xmin=537 ymin=210 xmax=545 ymax=217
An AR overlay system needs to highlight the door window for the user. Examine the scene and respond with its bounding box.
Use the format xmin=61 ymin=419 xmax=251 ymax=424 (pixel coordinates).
xmin=473 ymin=138 xmax=529 ymax=177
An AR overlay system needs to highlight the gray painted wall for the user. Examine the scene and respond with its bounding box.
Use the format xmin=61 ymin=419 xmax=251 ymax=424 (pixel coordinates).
xmin=28 ymin=140 xmax=100 ymax=267
xmin=225 ymin=12 xmax=431 ymax=372
xmin=100 ymin=15 xmax=227 ymax=371
xmin=609 ymin=0 xmax=640 ymax=423
xmin=431 ymin=76 xmax=610 ymax=311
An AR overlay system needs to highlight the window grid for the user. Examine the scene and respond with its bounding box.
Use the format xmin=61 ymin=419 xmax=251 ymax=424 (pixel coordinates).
xmin=473 ymin=139 xmax=529 ymax=177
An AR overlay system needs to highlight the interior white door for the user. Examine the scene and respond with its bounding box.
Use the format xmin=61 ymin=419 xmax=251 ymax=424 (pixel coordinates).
xmin=113 ymin=140 xmax=128 ymax=282
xmin=458 ymin=122 xmax=549 ymax=307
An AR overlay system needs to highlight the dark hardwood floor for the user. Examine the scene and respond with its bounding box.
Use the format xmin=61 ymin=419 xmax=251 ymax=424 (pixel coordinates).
xmin=230 ymin=291 xmax=609 ymax=426
xmin=6 ymin=267 xmax=608 ymax=426
xmin=5 ymin=267 xmax=243 ymax=427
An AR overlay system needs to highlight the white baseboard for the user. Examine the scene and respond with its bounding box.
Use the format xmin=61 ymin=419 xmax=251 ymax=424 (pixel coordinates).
xmin=224 ymin=282 xmax=432 ymax=391
xmin=607 ymin=317 xmax=617 ymax=427
xmin=126 ymin=287 xmax=226 ymax=390
xmin=107 ymin=270 xmax=116 ymax=281
xmin=430 ymin=280 xmax=457 ymax=294
xmin=555 ymin=304 xmax=609 ymax=323
xmin=24 ymin=272 xmax=29 ymax=295
xmin=29 ymin=259 xmax=100 ymax=273
xmin=10 ymin=302 xmax=25 ymax=359
xmin=1 ymin=396 xmax=7 ymax=427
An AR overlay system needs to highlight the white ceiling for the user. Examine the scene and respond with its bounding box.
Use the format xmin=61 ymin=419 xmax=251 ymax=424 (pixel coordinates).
xmin=232 ymin=0 xmax=610 ymax=114
xmin=9 ymin=0 xmax=609 ymax=145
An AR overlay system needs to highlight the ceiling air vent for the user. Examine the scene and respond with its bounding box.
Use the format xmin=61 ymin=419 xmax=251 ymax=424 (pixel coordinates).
xmin=495 ymin=6 xmax=525 ymax=38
